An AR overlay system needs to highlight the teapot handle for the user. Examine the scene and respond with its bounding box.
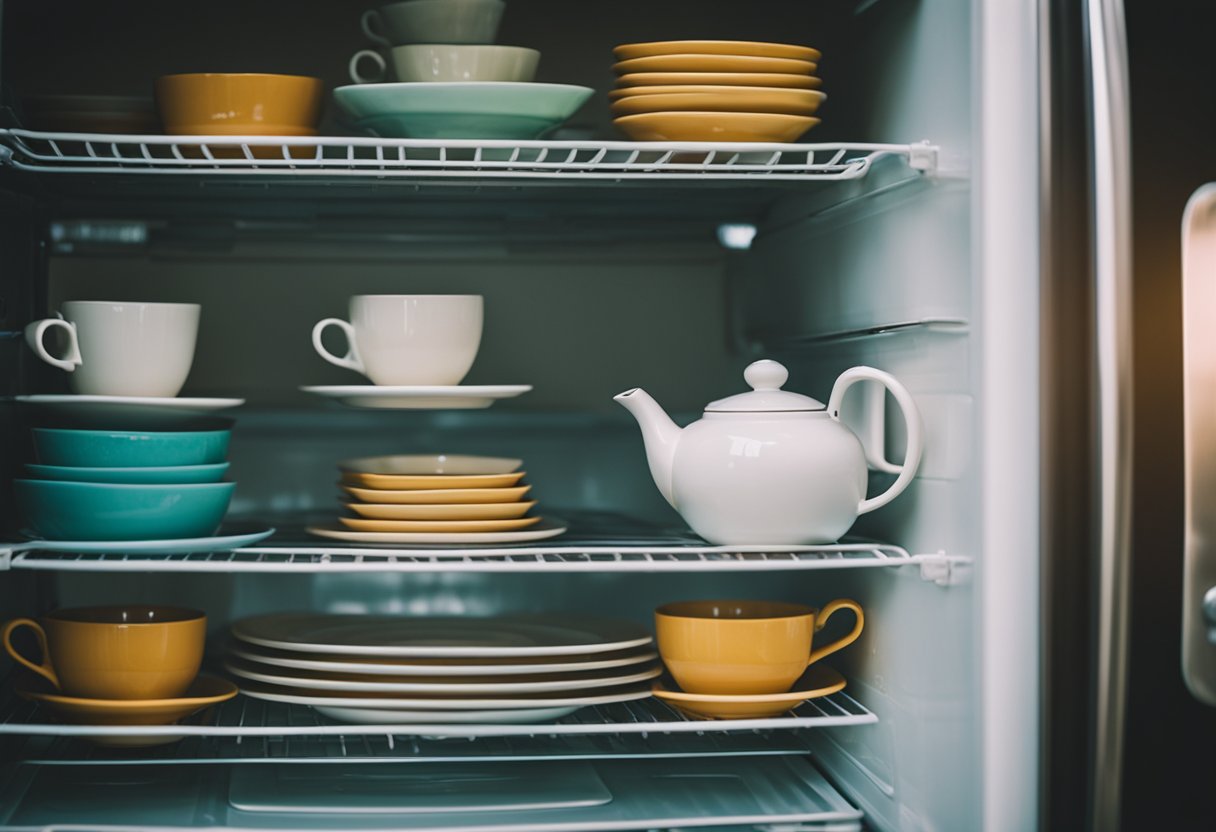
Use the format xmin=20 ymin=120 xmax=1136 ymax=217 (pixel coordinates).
xmin=827 ymin=366 xmax=924 ymax=515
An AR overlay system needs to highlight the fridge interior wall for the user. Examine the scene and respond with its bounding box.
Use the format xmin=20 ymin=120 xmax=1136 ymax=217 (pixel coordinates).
xmin=0 ymin=0 xmax=988 ymax=830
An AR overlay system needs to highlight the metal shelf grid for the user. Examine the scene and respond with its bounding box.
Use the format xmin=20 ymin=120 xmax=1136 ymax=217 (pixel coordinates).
xmin=3 ymin=542 xmax=914 ymax=573
xmin=0 ymin=130 xmax=936 ymax=182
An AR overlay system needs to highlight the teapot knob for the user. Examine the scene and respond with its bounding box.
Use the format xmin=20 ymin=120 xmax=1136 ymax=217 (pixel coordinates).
xmin=744 ymin=359 xmax=788 ymax=391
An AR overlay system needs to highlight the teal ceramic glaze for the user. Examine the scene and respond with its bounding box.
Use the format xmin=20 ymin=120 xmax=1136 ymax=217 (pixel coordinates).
xmin=332 ymin=82 xmax=593 ymax=139
xmin=32 ymin=429 xmax=230 ymax=468
xmin=14 ymin=480 xmax=236 ymax=541
xmin=24 ymin=462 xmax=230 ymax=484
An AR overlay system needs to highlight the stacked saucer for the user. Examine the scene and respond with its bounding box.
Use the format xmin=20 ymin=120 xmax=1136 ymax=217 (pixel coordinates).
xmin=610 ymin=40 xmax=824 ymax=142
xmin=307 ymin=454 xmax=568 ymax=544
xmin=226 ymin=612 xmax=657 ymax=724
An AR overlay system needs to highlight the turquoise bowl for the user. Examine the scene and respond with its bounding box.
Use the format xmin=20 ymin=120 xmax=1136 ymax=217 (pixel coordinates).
xmin=25 ymin=462 xmax=230 ymax=484
xmin=32 ymin=429 xmax=230 ymax=468
xmin=14 ymin=480 xmax=236 ymax=541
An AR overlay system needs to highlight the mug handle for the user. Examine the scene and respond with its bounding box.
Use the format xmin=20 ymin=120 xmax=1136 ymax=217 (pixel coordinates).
xmin=24 ymin=316 xmax=82 ymax=373
xmin=806 ymin=599 xmax=865 ymax=667
xmin=312 ymin=318 xmax=365 ymax=375
xmin=348 ymin=50 xmax=388 ymax=85
xmin=360 ymin=9 xmax=392 ymax=46
xmin=1 ymin=618 xmax=61 ymax=690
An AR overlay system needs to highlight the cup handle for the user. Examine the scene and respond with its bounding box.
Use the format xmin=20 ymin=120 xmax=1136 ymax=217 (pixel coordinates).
xmin=24 ymin=316 xmax=82 ymax=373
xmin=360 ymin=9 xmax=392 ymax=46
xmin=348 ymin=49 xmax=388 ymax=84
xmin=312 ymin=318 xmax=365 ymax=375
xmin=1 ymin=618 xmax=61 ymax=690
xmin=806 ymin=599 xmax=865 ymax=667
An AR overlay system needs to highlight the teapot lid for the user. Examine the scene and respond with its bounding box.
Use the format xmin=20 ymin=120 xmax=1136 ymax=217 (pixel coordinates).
xmin=705 ymin=360 xmax=826 ymax=412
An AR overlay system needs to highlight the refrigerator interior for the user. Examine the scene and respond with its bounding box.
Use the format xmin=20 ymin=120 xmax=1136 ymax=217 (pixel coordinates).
xmin=0 ymin=0 xmax=1039 ymax=830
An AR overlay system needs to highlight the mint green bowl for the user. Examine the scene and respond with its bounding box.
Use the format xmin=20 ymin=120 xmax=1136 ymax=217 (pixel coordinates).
xmin=32 ymin=429 xmax=230 ymax=468
xmin=14 ymin=480 xmax=236 ymax=541
xmin=25 ymin=462 xmax=230 ymax=484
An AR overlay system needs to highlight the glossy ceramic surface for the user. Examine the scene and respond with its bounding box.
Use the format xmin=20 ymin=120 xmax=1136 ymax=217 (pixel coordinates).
xmin=340 ymin=470 xmax=525 ymax=490
xmin=615 ymin=72 xmax=822 ymax=89
xmin=15 ymin=675 xmax=236 ymax=726
xmin=341 ymin=483 xmax=532 ymax=504
xmin=24 ymin=462 xmax=229 ymax=484
xmin=155 ymin=74 xmax=323 ymax=135
xmin=614 ymin=55 xmax=816 ymax=75
xmin=339 ymin=454 xmax=522 ymax=475
xmin=14 ymin=479 xmax=235 ymax=541
xmin=227 ymin=643 xmax=660 ymax=677
xmin=313 ymin=294 xmax=483 ymax=386
xmin=2 ymin=606 xmax=205 ymax=700
xmin=614 ymin=112 xmax=819 ymax=143
xmin=16 ymin=526 xmax=274 ymax=554
xmin=653 ymin=599 xmax=863 ymax=695
xmin=338 ymin=516 xmax=543 ymax=533
xmin=232 ymin=613 xmax=652 ymax=657
xmin=32 ymin=428 xmax=230 ymax=468
xmin=362 ymin=0 xmax=504 ymax=46
xmin=301 ymin=384 xmax=532 ymax=409
xmin=334 ymin=82 xmax=593 ymax=140
xmin=651 ymin=664 xmax=846 ymax=719
xmin=616 ymin=360 xmax=924 ymax=545
xmin=345 ymin=500 xmax=536 ymax=521
xmin=224 ymin=657 xmax=661 ymax=694
xmin=610 ymin=89 xmax=825 ymax=117
xmin=25 ymin=301 xmax=200 ymax=397
xmin=306 ymin=520 xmax=566 ymax=545
xmin=350 ymin=44 xmax=539 ymax=84
xmin=613 ymin=41 xmax=822 ymax=63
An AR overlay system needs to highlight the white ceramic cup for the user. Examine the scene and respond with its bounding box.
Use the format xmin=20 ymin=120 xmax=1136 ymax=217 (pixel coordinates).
xmin=349 ymin=44 xmax=540 ymax=85
xmin=24 ymin=301 xmax=201 ymax=397
xmin=312 ymin=295 xmax=483 ymax=386
xmin=361 ymin=0 xmax=505 ymax=47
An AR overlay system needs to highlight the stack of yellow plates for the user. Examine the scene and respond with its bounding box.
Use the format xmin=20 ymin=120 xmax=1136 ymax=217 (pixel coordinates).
xmin=307 ymin=454 xmax=567 ymax=544
xmin=610 ymin=40 xmax=824 ymax=142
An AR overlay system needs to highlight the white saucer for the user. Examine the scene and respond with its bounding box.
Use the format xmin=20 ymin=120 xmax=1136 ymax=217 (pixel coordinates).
xmin=300 ymin=385 xmax=532 ymax=410
xmin=12 ymin=395 xmax=244 ymax=428
xmin=305 ymin=520 xmax=566 ymax=545
xmin=13 ymin=527 xmax=275 ymax=555
xmin=14 ymin=394 xmax=244 ymax=411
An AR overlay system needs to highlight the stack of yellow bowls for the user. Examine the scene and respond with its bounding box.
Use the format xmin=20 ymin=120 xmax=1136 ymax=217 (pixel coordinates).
xmin=610 ymin=40 xmax=825 ymax=143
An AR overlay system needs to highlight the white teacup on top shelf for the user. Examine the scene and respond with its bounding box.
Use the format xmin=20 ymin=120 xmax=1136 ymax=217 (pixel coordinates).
xmin=361 ymin=0 xmax=506 ymax=47
xmin=349 ymin=44 xmax=540 ymax=85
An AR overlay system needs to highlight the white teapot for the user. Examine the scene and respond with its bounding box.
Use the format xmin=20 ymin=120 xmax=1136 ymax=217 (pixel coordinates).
xmin=615 ymin=360 xmax=924 ymax=545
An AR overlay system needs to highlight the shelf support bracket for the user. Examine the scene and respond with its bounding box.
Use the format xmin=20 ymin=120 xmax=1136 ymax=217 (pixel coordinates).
xmin=0 ymin=548 xmax=12 ymax=571
xmin=907 ymin=141 xmax=938 ymax=173
xmin=913 ymin=552 xmax=972 ymax=586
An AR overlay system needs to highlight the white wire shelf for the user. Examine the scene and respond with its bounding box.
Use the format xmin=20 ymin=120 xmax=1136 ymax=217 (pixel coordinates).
xmin=0 ymin=129 xmax=937 ymax=182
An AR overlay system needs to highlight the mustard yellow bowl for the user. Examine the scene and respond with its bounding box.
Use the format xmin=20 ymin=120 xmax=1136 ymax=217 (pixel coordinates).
xmin=155 ymin=73 xmax=323 ymax=135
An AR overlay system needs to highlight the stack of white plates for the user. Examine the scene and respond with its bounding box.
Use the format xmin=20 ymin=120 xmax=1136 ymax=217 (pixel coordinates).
xmin=226 ymin=612 xmax=658 ymax=724
xmin=306 ymin=454 xmax=567 ymax=544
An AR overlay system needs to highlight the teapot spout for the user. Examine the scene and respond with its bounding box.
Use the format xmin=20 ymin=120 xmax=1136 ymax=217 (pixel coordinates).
xmin=614 ymin=387 xmax=680 ymax=507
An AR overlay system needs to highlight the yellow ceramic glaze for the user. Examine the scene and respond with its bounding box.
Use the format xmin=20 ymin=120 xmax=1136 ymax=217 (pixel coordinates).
xmin=611 ymin=89 xmax=825 ymax=117
xmin=338 ymin=516 xmax=542 ymax=533
xmin=613 ymin=55 xmax=816 ymax=76
xmin=155 ymin=73 xmax=323 ymax=135
xmin=341 ymin=484 xmax=533 ymax=504
xmin=610 ymin=84 xmax=823 ymax=101
xmin=650 ymin=664 xmax=845 ymax=719
xmin=345 ymin=500 xmax=537 ymax=521
xmin=2 ymin=606 xmax=205 ymax=700
xmin=613 ymin=40 xmax=821 ymax=63
xmin=340 ymin=471 xmax=526 ymax=490
xmin=614 ymin=112 xmax=820 ymax=143
xmin=615 ymin=72 xmax=822 ymax=90
xmin=654 ymin=599 xmax=863 ymax=694
xmin=16 ymin=675 xmax=236 ymax=725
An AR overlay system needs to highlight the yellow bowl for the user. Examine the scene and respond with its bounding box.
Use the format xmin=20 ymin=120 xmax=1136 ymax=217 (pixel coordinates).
xmin=615 ymin=72 xmax=822 ymax=90
xmin=155 ymin=73 xmax=323 ymax=135
xmin=614 ymin=40 xmax=821 ymax=63
xmin=614 ymin=54 xmax=815 ymax=76
xmin=615 ymin=112 xmax=819 ymax=143
xmin=611 ymin=89 xmax=825 ymax=117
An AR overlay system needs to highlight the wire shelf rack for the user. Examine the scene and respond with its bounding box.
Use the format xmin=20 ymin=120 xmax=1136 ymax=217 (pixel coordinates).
xmin=0 ymin=130 xmax=937 ymax=182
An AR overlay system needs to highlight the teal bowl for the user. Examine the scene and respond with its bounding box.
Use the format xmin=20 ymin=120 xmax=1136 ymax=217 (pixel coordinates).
xmin=32 ymin=429 xmax=230 ymax=468
xmin=14 ymin=480 xmax=236 ymax=541
xmin=25 ymin=462 xmax=230 ymax=484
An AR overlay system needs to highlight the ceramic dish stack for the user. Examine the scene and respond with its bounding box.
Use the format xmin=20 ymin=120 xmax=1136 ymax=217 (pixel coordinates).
xmin=610 ymin=40 xmax=825 ymax=142
xmin=334 ymin=0 xmax=592 ymax=138
xmin=225 ymin=612 xmax=658 ymax=724
xmin=307 ymin=454 xmax=568 ymax=544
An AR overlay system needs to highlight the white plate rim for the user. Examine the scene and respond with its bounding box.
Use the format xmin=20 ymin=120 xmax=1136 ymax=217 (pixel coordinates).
xmin=13 ymin=394 xmax=245 ymax=409
xmin=305 ymin=521 xmax=567 ymax=545
xmin=311 ymin=703 xmax=580 ymax=724
xmin=235 ymin=679 xmax=655 ymax=709
xmin=300 ymin=385 xmax=532 ymax=398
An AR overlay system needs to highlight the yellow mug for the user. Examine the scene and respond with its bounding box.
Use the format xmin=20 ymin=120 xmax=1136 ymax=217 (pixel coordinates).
xmin=1 ymin=605 xmax=206 ymax=700
xmin=654 ymin=599 xmax=864 ymax=695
